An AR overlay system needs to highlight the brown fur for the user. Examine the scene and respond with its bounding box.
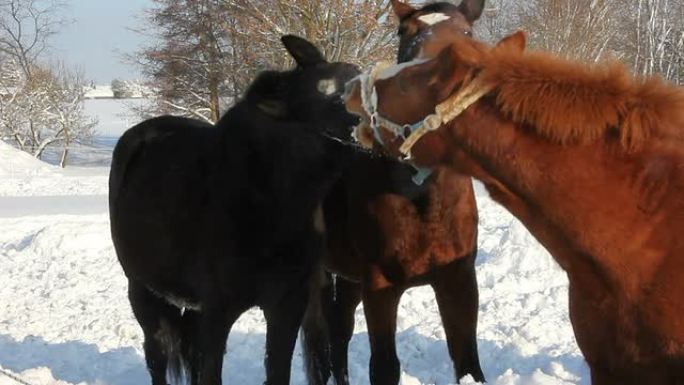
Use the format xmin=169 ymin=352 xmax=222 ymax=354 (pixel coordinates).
xmin=303 ymin=2 xmax=486 ymax=385
xmin=346 ymin=31 xmax=684 ymax=385
xmin=480 ymin=47 xmax=684 ymax=151
xmin=393 ymin=32 xmax=684 ymax=151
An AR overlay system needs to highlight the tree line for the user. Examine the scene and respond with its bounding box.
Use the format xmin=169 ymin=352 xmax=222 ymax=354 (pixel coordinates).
xmin=1 ymin=0 xmax=683 ymax=165
xmin=480 ymin=0 xmax=684 ymax=83
xmin=130 ymin=0 xmax=397 ymax=123
xmin=136 ymin=0 xmax=684 ymax=125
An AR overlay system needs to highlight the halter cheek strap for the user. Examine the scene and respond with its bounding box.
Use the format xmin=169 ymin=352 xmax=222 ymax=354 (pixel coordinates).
xmin=358 ymin=63 xmax=392 ymax=146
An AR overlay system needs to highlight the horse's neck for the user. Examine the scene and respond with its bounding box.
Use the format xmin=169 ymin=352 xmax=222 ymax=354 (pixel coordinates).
xmin=447 ymin=106 xmax=673 ymax=295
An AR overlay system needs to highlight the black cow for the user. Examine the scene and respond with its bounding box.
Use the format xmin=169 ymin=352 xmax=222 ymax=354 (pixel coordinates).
xmin=109 ymin=36 xmax=359 ymax=385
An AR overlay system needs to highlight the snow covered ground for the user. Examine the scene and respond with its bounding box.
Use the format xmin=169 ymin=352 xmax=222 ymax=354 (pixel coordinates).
xmin=0 ymin=101 xmax=589 ymax=385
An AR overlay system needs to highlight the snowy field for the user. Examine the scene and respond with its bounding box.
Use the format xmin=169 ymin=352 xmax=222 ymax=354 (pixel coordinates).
xmin=0 ymin=100 xmax=589 ymax=385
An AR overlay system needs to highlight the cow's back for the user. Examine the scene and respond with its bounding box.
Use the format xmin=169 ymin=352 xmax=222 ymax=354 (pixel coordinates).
xmin=109 ymin=116 xmax=235 ymax=289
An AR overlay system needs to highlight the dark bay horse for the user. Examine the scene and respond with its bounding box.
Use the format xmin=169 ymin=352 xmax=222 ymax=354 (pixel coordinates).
xmin=109 ymin=36 xmax=359 ymax=385
xmin=346 ymin=31 xmax=684 ymax=385
xmin=302 ymin=1 xmax=486 ymax=384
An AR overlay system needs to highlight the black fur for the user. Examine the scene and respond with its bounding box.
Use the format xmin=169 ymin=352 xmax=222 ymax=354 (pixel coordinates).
xmin=109 ymin=35 xmax=359 ymax=385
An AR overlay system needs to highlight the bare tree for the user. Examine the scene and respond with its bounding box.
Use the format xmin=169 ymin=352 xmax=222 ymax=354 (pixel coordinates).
xmin=481 ymin=0 xmax=684 ymax=83
xmin=0 ymin=60 xmax=95 ymax=165
xmin=620 ymin=0 xmax=684 ymax=84
xmin=134 ymin=0 xmax=397 ymax=123
xmin=0 ymin=0 xmax=65 ymax=77
xmin=518 ymin=0 xmax=619 ymax=62
xmin=43 ymin=63 xmax=97 ymax=167
xmin=131 ymin=0 xmax=232 ymax=123
xmin=0 ymin=0 xmax=96 ymax=166
xmin=227 ymin=0 xmax=396 ymax=68
xmin=475 ymin=0 xmax=522 ymax=43
xmin=0 ymin=0 xmax=61 ymax=152
xmin=0 ymin=56 xmax=28 ymax=149
xmin=111 ymin=79 xmax=132 ymax=99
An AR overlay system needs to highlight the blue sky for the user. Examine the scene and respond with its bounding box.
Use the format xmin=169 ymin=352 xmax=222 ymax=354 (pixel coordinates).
xmin=52 ymin=0 xmax=152 ymax=84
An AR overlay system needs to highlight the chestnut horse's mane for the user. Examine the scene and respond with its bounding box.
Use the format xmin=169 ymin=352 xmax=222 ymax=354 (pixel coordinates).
xmin=464 ymin=41 xmax=684 ymax=150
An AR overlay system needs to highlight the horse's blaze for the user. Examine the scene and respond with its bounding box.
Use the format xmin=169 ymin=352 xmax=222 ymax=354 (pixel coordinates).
xmin=418 ymin=13 xmax=452 ymax=26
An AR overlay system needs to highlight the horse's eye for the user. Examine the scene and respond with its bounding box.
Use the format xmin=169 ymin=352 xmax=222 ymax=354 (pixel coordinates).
xmin=463 ymin=30 xmax=473 ymax=37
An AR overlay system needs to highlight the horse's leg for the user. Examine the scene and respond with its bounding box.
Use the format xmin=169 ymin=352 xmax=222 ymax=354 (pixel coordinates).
xmin=128 ymin=279 xmax=181 ymax=385
xmin=363 ymin=285 xmax=403 ymax=385
xmin=326 ymin=275 xmax=362 ymax=385
xmin=431 ymin=252 xmax=485 ymax=383
xmin=263 ymin=279 xmax=310 ymax=385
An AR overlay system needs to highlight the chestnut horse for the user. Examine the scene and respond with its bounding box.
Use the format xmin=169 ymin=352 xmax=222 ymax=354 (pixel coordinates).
xmin=301 ymin=1 xmax=486 ymax=385
xmin=346 ymin=32 xmax=684 ymax=385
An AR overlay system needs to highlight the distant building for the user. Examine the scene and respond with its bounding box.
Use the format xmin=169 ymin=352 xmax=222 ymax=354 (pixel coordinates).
xmin=84 ymin=81 xmax=149 ymax=99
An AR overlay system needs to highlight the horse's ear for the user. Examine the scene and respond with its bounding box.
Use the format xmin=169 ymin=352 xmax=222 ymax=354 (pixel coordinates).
xmin=496 ymin=31 xmax=526 ymax=53
xmin=390 ymin=0 xmax=415 ymax=20
xmin=458 ymin=0 xmax=485 ymax=23
xmin=281 ymin=35 xmax=327 ymax=67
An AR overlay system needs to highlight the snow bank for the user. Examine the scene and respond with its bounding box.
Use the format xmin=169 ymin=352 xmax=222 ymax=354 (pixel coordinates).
xmin=0 ymin=141 xmax=53 ymax=178
xmin=0 ymin=366 xmax=78 ymax=385
xmin=0 ymin=141 xmax=109 ymax=197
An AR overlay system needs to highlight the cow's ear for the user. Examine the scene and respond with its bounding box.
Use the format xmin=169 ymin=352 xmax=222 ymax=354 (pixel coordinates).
xmin=281 ymin=35 xmax=326 ymax=67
